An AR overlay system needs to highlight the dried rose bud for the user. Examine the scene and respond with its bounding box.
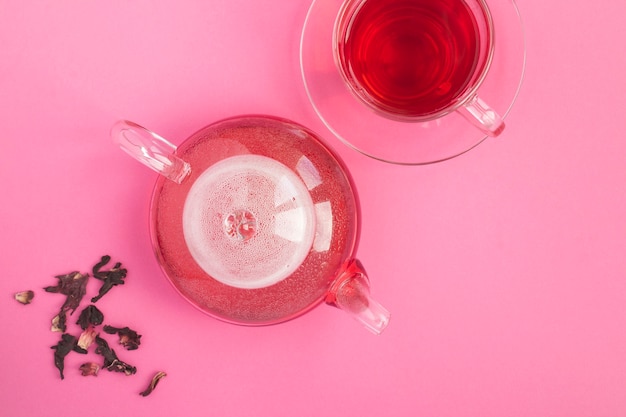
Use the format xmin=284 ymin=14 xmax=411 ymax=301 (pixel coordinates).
xmin=51 ymin=311 xmax=67 ymax=333
xmin=140 ymin=371 xmax=167 ymax=397
xmin=14 ymin=290 xmax=34 ymax=305
xmin=77 ymin=326 xmax=98 ymax=350
xmin=79 ymin=362 xmax=100 ymax=376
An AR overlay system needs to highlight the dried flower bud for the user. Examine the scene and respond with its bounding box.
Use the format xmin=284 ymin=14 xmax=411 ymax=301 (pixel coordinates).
xmin=140 ymin=371 xmax=167 ymax=397
xmin=77 ymin=326 xmax=98 ymax=350
xmin=51 ymin=311 xmax=67 ymax=333
xmin=14 ymin=290 xmax=34 ymax=305
xmin=79 ymin=362 xmax=100 ymax=376
xmin=103 ymin=325 xmax=142 ymax=350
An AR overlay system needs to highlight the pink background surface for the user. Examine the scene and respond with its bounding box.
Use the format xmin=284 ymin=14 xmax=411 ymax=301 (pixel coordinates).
xmin=1 ymin=1 xmax=625 ymax=416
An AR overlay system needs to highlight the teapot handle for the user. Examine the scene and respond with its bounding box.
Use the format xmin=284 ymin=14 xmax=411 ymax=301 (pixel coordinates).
xmin=326 ymin=259 xmax=390 ymax=335
xmin=111 ymin=120 xmax=191 ymax=184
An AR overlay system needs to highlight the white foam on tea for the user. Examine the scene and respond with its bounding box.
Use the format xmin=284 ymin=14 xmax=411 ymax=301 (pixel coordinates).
xmin=182 ymin=154 xmax=316 ymax=289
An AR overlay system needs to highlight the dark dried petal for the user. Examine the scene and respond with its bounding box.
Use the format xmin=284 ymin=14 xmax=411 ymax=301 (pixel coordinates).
xmin=44 ymin=271 xmax=89 ymax=314
xmin=44 ymin=271 xmax=81 ymax=294
xmin=94 ymin=334 xmax=136 ymax=375
xmin=94 ymin=334 xmax=115 ymax=363
xmin=92 ymin=255 xmax=112 ymax=277
xmin=103 ymin=325 xmax=142 ymax=350
xmin=91 ymin=256 xmax=127 ymax=303
xmin=79 ymin=362 xmax=100 ymax=376
xmin=51 ymin=334 xmax=75 ymax=380
xmin=76 ymin=305 xmax=104 ymax=330
xmin=14 ymin=290 xmax=34 ymax=305
xmin=108 ymin=359 xmax=137 ymax=376
xmin=139 ymin=371 xmax=167 ymax=397
xmin=51 ymin=333 xmax=86 ymax=380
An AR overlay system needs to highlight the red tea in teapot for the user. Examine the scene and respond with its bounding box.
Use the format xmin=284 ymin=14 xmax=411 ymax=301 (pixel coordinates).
xmin=337 ymin=0 xmax=484 ymax=117
xmin=113 ymin=116 xmax=390 ymax=333
xmin=150 ymin=117 xmax=359 ymax=325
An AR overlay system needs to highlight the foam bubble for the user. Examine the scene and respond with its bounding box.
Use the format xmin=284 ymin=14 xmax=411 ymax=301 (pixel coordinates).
xmin=182 ymin=155 xmax=316 ymax=289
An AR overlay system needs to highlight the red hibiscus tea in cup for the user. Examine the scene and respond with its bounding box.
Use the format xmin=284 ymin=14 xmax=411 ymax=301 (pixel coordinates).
xmin=335 ymin=0 xmax=494 ymax=120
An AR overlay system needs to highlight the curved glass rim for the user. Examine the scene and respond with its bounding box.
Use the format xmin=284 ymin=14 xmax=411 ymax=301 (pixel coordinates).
xmin=332 ymin=0 xmax=497 ymax=122
xmin=300 ymin=0 xmax=527 ymax=165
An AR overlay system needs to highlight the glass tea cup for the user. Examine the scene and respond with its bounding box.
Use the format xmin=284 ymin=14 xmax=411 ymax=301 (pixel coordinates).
xmin=335 ymin=0 xmax=502 ymax=134
xmin=300 ymin=0 xmax=526 ymax=164
xmin=112 ymin=115 xmax=390 ymax=334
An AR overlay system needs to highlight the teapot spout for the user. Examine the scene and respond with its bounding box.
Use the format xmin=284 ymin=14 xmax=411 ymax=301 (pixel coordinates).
xmin=326 ymin=259 xmax=390 ymax=335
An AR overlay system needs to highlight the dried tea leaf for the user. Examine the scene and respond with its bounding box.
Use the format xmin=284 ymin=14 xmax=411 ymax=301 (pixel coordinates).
xmin=103 ymin=325 xmax=142 ymax=350
xmin=14 ymin=290 xmax=34 ymax=305
xmin=139 ymin=371 xmax=167 ymax=397
xmin=91 ymin=256 xmax=127 ymax=303
xmin=94 ymin=334 xmax=136 ymax=376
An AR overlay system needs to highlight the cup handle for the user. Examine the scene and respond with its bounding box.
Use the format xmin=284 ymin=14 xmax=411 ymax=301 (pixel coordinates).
xmin=111 ymin=120 xmax=191 ymax=184
xmin=458 ymin=95 xmax=505 ymax=137
xmin=326 ymin=259 xmax=390 ymax=335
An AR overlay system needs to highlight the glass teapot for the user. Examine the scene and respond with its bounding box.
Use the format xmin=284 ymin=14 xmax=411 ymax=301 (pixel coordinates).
xmin=112 ymin=115 xmax=390 ymax=334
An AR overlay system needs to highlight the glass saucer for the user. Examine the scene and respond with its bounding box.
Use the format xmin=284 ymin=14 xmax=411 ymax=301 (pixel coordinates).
xmin=300 ymin=0 xmax=526 ymax=165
